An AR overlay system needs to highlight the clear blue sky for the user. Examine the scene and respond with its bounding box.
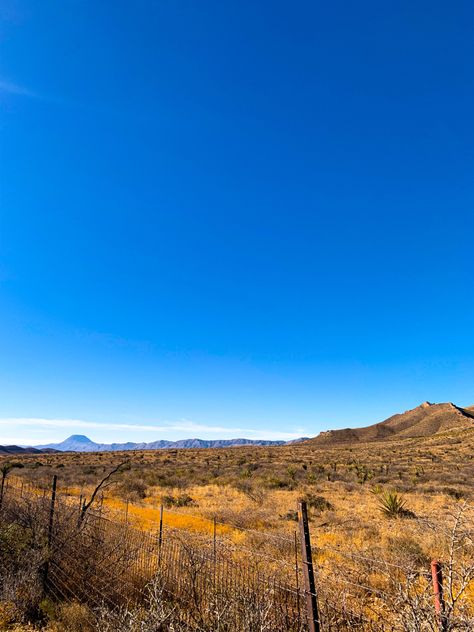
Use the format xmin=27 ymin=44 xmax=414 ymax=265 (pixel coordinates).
xmin=1 ymin=1 xmax=474 ymax=445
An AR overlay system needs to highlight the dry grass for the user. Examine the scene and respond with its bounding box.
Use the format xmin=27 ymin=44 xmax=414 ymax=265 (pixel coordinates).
xmin=1 ymin=425 xmax=474 ymax=629
xmin=3 ymin=425 xmax=474 ymax=548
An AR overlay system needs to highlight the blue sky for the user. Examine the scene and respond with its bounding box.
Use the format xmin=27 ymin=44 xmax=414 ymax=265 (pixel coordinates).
xmin=1 ymin=1 xmax=474 ymax=445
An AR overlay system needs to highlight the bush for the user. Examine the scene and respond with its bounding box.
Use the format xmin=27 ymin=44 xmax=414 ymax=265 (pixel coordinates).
xmin=234 ymin=481 xmax=266 ymax=504
xmin=117 ymin=478 xmax=148 ymax=501
xmin=46 ymin=602 xmax=95 ymax=632
xmin=282 ymin=510 xmax=299 ymax=522
xmin=162 ymin=494 xmax=195 ymax=508
xmin=264 ymin=477 xmax=292 ymax=490
xmin=303 ymin=493 xmax=334 ymax=512
xmin=376 ymin=491 xmax=413 ymax=518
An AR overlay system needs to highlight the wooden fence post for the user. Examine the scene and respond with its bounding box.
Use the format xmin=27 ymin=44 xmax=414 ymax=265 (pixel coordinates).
xmin=298 ymin=501 xmax=321 ymax=632
xmin=431 ymin=560 xmax=447 ymax=631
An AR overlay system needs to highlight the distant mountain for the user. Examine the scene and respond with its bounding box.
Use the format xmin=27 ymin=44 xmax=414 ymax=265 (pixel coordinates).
xmin=309 ymin=401 xmax=474 ymax=445
xmin=36 ymin=434 xmax=303 ymax=452
xmin=0 ymin=445 xmax=58 ymax=455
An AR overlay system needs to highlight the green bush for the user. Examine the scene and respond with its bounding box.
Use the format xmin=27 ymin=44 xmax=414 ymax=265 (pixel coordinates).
xmin=376 ymin=491 xmax=412 ymax=518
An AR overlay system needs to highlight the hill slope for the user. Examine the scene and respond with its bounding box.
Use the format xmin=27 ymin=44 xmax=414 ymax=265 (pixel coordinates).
xmin=311 ymin=401 xmax=474 ymax=445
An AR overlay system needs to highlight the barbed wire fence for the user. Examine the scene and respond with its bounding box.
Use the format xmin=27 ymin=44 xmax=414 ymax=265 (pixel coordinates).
xmin=1 ymin=476 xmax=473 ymax=631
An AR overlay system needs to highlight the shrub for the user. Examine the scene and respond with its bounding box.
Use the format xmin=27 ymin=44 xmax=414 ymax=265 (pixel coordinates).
xmin=46 ymin=602 xmax=95 ymax=632
xmin=117 ymin=478 xmax=148 ymax=501
xmin=264 ymin=476 xmax=292 ymax=490
xmin=376 ymin=491 xmax=412 ymax=518
xmin=303 ymin=493 xmax=334 ymax=512
xmin=282 ymin=510 xmax=299 ymax=522
xmin=387 ymin=535 xmax=429 ymax=569
xmin=162 ymin=494 xmax=195 ymax=508
xmin=234 ymin=481 xmax=266 ymax=504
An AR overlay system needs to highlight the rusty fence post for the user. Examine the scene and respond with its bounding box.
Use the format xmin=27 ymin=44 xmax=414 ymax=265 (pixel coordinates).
xmin=298 ymin=501 xmax=321 ymax=632
xmin=431 ymin=560 xmax=447 ymax=631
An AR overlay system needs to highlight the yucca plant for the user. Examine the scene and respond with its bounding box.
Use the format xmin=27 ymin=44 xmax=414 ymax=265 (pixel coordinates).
xmin=377 ymin=491 xmax=409 ymax=518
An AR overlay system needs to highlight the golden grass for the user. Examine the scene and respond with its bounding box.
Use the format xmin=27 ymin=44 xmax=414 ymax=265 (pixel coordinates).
xmin=2 ymin=428 xmax=474 ymax=628
xmin=4 ymin=426 xmax=474 ymax=589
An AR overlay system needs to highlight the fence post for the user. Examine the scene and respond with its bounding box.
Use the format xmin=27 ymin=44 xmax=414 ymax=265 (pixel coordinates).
xmin=43 ymin=475 xmax=58 ymax=592
xmin=0 ymin=471 xmax=6 ymax=512
xmin=298 ymin=501 xmax=321 ymax=632
xmin=213 ymin=516 xmax=217 ymax=586
xmin=48 ymin=475 xmax=58 ymax=549
xmin=294 ymin=530 xmax=301 ymax=623
xmin=158 ymin=504 xmax=164 ymax=566
xmin=431 ymin=560 xmax=447 ymax=631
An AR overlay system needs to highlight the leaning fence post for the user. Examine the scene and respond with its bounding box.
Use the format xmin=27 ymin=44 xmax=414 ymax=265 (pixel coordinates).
xmin=298 ymin=501 xmax=321 ymax=632
xmin=431 ymin=560 xmax=447 ymax=631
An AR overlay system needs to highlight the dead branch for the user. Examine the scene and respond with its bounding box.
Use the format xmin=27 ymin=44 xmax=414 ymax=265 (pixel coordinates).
xmin=79 ymin=461 xmax=129 ymax=525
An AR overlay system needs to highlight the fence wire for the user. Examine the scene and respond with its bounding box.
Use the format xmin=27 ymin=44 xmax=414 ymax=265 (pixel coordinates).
xmin=1 ymin=478 xmax=474 ymax=631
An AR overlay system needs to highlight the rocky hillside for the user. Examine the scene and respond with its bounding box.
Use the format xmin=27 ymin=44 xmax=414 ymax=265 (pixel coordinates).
xmin=311 ymin=401 xmax=474 ymax=445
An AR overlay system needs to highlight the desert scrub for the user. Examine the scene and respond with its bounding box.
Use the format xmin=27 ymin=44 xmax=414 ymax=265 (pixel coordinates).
xmin=162 ymin=493 xmax=196 ymax=508
xmin=116 ymin=477 xmax=148 ymax=501
xmin=43 ymin=602 xmax=95 ymax=632
xmin=302 ymin=493 xmax=334 ymax=513
xmin=375 ymin=490 xmax=413 ymax=518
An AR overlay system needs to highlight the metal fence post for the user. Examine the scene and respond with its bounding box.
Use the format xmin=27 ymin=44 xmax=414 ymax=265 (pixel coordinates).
xmin=43 ymin=475 xmax=58 ymax=592
xmin=48 ymin=475 xmax=58 ymax=549
xmin=294 ymin=530 xmax=302 ymax=624
xmin=0 ymin=471 xmax=6 ymax=512
xmin=431 ymin=560 xmax=447 ymax=631
xmin=298 ymin=501 xmax=321 ymax=632
xmin=158 ymin=504 xmax=164 ymax=566
xmin=213 ymin=515 xmax=217 ymax=586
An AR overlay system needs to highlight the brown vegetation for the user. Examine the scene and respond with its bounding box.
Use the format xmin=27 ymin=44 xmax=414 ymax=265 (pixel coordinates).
xmin=1 ymin=406 xmax=474 ymax=630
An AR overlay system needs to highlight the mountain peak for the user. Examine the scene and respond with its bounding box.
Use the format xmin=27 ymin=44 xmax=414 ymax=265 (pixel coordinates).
xmin=420 ymin=401 xmax=433 ymax=408
xmin=66 ymin=435 xmax=94 ymax=443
